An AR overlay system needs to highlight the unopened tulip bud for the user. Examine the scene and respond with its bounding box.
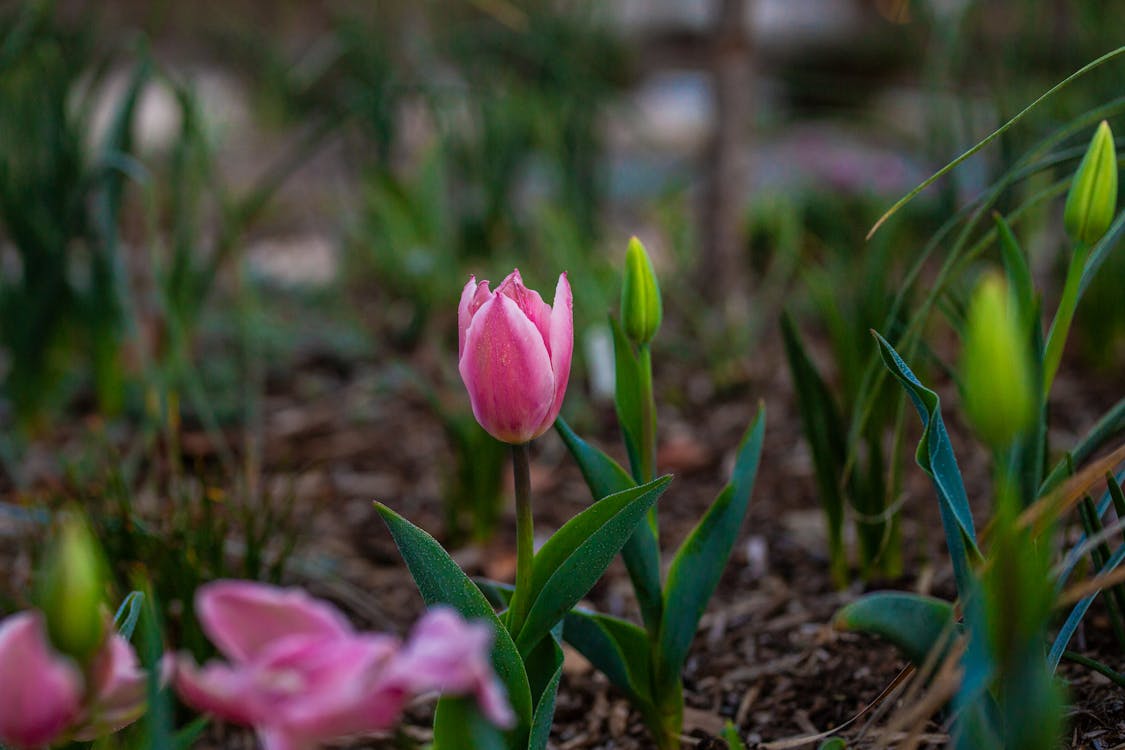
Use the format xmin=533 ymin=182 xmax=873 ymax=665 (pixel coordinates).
xmin=621 ymin=237 xmax=662 ymax=347
xmin=1064 ymin=120 xmax=1118 ymax=246
xmin=961 ymin=273 xmax=1035 ymax=448
xmin=38 ymin=514 xmax=107 ymax=663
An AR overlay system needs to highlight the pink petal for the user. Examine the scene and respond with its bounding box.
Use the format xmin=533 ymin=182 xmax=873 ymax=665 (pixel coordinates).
xmin=0 ymin=612 xmax=84 ymax=750
xmin=540 ymin=272 xmax=573 ymax=434
xmin=175 ymin=654 xmax=274 ymax=726
xmin=459 ymin=292 xmax=556 ymax=444
xmin=265 ymin=634 xmax=406 ymax=737
xmin=73 ymin=635 xmax=149 ymax=740
xmin=392 ymin=608 xmax=514 ymax=728
xmin=458 ymin=277 xmax=493 ymax=358
xmin=495 ymin=269 xmax=553 ymax=353
xmin=196 ymin=581 xmax=353 ymax=662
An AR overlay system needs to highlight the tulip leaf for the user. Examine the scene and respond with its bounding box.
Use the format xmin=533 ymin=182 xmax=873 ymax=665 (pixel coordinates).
xmin=563 ymin=608 xmax=653 ymax=706
xmin=1049 ymin=542 xmax=1125 ymax=670
xmin=528 ymin=637 xmax=565 ymax=750
xmin=994 ymin=214 xmax=1034 ymax=321
xmin=433 ymin=696 xmax=507 ymax=750
xmin=516 ymin=475 xmax=672 ymax=655
xmin=833 ymin=592 xmax=957 ymax=668
xmin=874 ymin=332 xmax=980 ymax=597
xmin=113 ymin=590 xmax=145 ymax=641
xmin=610 ymin=316 xmax=644 ymax=478
xmin=375 ymin=503 xmax=534 ymax=728
xmin=656 ymin=407 xmax=765 ymax=692
xmin=555 ymin=417 xmax=663 ymax=634
xmin=781 ymin=313 xmax=848 ymax=585
xmin=1041 ymin=397 xmax=1125 ymax=495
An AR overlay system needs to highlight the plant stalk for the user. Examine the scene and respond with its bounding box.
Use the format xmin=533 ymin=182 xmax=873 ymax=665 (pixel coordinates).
xmin=507 ymin=442 xmax=535 ymax=636
xmin=1042 ymin=241 xmax=1090 ymax=396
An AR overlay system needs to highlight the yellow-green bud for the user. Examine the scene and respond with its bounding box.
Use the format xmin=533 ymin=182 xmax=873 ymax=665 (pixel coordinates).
xmin=37 ymin=513 xmax=107 ymax=662
xmin=961 ymin=273 xmax=1035 ymax=449
xmin=621 ymin=236 xmax=662 ymax=346
xmin=1064 ymin=120 xmax=1118 ymax=246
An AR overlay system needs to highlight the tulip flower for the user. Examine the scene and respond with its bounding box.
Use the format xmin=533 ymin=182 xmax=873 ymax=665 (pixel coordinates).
xmin=0 ymin=610 xmax=150 ymax=749
xmin=458 ymin=269 xmax=573 ymax=445
xmin=175 ymin=581 xmax=512 ymax=750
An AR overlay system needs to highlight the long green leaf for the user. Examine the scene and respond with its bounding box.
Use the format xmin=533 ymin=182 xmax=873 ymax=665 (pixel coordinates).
xmin=555 ymin=417 xmax=663 ymax=633
xmin=867 ymin=45 xmax=1125 ymax=238
xmin=1049 ymin=542 xmax=1125 ymax=670
xmin=375 ymin=503 xmax=533 ymax=728
xmin=874 ymin=333 xmax=979 ymax=597
xmin=528 ymin=639 xmax=565 ymax=750
xmin=834 ymin=592 xmax=957 ymax=667
xmin=433 ymin=696 xmax=508 ymax=750
xmin=563 ymin=608 xmax=653 ymax=706
xmin=656 ymin=407 xmax=765 ymax=691
xmin=1041 ymin=397 xmax=1125 ymax=494
xmin=780 ymin=313 xmax=848 ymax=585
xmin=113 ymin=590 xmax=144 ymax=641
xmin=516 ymin=476 xmax=672 ymax=654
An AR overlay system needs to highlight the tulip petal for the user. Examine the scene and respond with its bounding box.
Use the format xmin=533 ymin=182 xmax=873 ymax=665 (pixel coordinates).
xmin=496 ymin=269 xmax=553 ymax=352
xmin=459 ymin=292 xmax=556 ymax=443
xmin=175 ymin=655 xmax=264 ymax=725
xmin=542 ymin=272 xmax=574 ymax=433
xmin=266 ymin=634 xmax=405 ymax=737
xmin=73 ymin=635 xmax=148 ymax=739
xmin=392 ymin=608 xmax=514 ymax=728
xmin=196 ymin=581 xmax=353 ymax=662
xmin=458 ymin=277 xmax=492 ymax=358
xmin=0 ymin=612 xmax=84 ymax=750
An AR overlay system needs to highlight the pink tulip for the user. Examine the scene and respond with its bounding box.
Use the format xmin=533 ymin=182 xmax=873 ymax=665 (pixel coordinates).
xmin=73 ymin=634 xmax=151 ymax=740
xmin=175 ymin=581 xmax=512 ymax=750
xmin=0 ymin=612 xmax=84 ymax=749
xmin=459 ymin=269 xmax=573 ymax=444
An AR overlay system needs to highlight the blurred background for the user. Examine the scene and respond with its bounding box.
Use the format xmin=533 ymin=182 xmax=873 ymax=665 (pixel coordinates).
xmin=0 ymin=0 xmax=1121 ymax=684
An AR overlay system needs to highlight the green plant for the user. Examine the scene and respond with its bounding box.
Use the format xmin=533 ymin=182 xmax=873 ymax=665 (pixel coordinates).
xmin=552 ymin=238 xmax=766 ymax=749
xmin=833 ymin=70 xmax=1125 ymax=746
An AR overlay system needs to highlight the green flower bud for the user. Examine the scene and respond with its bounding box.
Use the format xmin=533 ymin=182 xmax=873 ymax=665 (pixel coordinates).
xmin=37 ymin=513 xmax=107 ymax=663
xmin=1064 ymin=120 xmax=1118 ymax=246
xmin=961 ymin=273 xmax=1035 ymax=449
xmin=621 ymin=236 xmax=662 ymax=346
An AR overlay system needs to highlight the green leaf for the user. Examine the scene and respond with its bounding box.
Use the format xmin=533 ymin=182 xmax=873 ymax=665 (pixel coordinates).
xmin=873 ymin=332 xmax=980 ymax=597
xmin=780 ymin=313 xmax=848 ymax=585
xmin=833 ymin=592 xmax=957 ymax=668
xmin=563 ymin=608 xmax=653 ymax=706
xmin=555 ymin=417 xmax=663 ymax=633
xmin=113 ymin=591 xmax=144 ymax=641
xmin=724 ymin=722 xmax=750 ymax=750
xmin=994 ymin=214 xmax=1035 ymax=324
xmin=817 ymin=739 xmax=847 ymax=750
xmin=516 ymin=476 xmax=672 ymax=655
xmin=656 ymin=408 xmax=765 ymax=692
xmin=375 ymin=503 xmax=533 ymax=728
xmin=1049 ymin=542 xmax=1125 ymax=670
xmin=433 ymin=696 xmax=508 ymax=750
xmin=173 ymin=716 xmax=210 ymax=750
xmin=610 ymin=316 xmax=644 ymax=477
xmin=1041 ymin=397 xmax=1125 ymax=495
xmin=528 ymin=638 xmax=565 ymax=750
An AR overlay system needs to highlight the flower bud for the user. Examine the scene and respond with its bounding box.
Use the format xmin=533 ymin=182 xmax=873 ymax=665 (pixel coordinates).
xmin=620 ymin=237 xmax=662 ymax=347
xmin=961 ymin=273 xmax=1035 ymax=448
xmin=37 ymin=514 xmax=107 ymax=663
xmin=1064 ymin=120 xmax=1118 ymax=246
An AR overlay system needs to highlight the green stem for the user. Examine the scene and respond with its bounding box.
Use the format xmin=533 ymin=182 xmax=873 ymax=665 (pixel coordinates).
xmin=1042 ymin=241 xmax=1090 ymax=396
xmin=637 ymin=345 xmax=657 ymax=483
xmin=1061 ymin=650 xmax=1125 ymax=688
xmin=506 ymin=443 xmax=535 ymax=637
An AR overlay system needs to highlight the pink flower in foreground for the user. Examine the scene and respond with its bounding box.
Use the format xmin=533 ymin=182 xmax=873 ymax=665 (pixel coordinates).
xmin=0 ymin=611 xmax=150 ymax=750
xmin=459 ymin=269 xmax=573 ymax=444
xmin=175 ymin=581 xmax=512 ymax=750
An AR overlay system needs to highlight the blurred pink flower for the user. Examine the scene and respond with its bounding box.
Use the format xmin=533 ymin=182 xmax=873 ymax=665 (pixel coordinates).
xmin=175 ymin=581 xmax=512 ymax=750
xmin=459 ymin=269 xmax=573 ymax=444
xmin=0 ymin=611 xmax=151 ymax=749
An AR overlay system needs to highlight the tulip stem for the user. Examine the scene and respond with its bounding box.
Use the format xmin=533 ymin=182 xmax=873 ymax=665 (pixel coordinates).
xmin=507 ymin=442 xmax=535 ymax=636
xmin=1042 ymin=241 xmax=1089 ymax=398
xmin=638 ymin=345 xmax=657 ymax=484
